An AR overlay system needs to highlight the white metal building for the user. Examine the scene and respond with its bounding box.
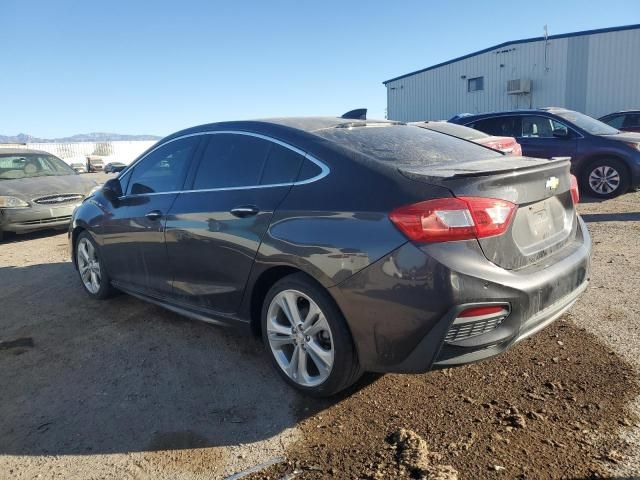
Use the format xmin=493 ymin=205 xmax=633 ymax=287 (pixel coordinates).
xmin=384 ymin=24 xmax=640 ymax=122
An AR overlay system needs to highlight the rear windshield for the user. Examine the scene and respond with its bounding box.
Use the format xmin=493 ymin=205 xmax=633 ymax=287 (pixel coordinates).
xmin=315 ymin=125 xmax=501 ymax=166
xmin=0 ymin=153 xmax=76 ymax=180
xmin=420 ymin=122 xmax=490 ymax=140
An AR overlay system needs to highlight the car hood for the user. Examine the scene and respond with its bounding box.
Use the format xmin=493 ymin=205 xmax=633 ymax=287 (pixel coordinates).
xmin=0 ymin=175 xmax=97 ymax=200
xmin=600 ymin=132 xmax=640 ymax=143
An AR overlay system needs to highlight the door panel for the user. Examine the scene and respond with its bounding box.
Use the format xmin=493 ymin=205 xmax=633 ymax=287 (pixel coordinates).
xmin=516 ymin=116 xmax=577 ymax=160
xmin=100 ymin=136 xmax=201 ymax=295
xmin=165 ymin=187 xmax=292 ymax=312
xmin=164 ymin=134 xmax=305 ymax=314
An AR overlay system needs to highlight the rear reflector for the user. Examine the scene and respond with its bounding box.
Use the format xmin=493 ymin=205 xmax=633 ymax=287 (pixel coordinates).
xmin=389 ymin=197 xmax=517 ymax=243
xmin=458 ymin=305 xmax=508 ymax=318
xmin=570 ymin=174 xmax=580 ymax=204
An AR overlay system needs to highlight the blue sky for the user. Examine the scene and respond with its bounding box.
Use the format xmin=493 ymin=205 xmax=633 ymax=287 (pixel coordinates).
xmin=2 ymin=0 xmax=639 ymax=137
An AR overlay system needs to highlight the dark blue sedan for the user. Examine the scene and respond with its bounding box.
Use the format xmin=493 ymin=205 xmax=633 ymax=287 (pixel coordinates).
xmin=450 ymin=107 xmax=640 ymax=198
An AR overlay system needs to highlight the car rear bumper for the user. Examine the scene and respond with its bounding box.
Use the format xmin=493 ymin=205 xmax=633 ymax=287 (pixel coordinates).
xmin=331 ymin=215 xmax=591 ymax=373
xmin=0 ymin=203 xmax=80 ymax=233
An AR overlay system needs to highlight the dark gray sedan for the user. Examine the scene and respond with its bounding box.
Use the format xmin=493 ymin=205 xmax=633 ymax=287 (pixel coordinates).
xmin=69 ymin=117 xmax=591 ymax=396
xmin=0 ymin=149 xmax=98 ymax=241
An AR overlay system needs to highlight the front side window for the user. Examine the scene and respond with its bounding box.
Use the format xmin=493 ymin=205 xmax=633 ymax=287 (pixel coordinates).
xmin=127 ymin=137 xmax=198 ymax=195
xmin=624 ymin=114 xmax=640 ymax=128
xmin=554 ymin=110 xmax=618 ymax=135
xmin=521 ymin=116 xmax=571 ymax=138
xmin=0 ymin=153 xmax=76 ymax=180
xmin=468 ymin=76 xmax=484 ymax=92
xmin=469 ymin=116 xmax=520 ymax=137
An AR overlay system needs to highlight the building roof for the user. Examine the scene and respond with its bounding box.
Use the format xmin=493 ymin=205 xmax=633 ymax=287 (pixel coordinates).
xmin=383 ymin=23 xmax=640 ymax=85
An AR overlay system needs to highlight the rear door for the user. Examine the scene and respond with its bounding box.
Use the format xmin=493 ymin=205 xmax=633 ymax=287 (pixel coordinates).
xmin=516 ymin=115 xmax=578 ymax=159
xmin=164 ymin=132 xmax=306 ymax=314
xmin=101 ymin=136 xmax=201 ymax=295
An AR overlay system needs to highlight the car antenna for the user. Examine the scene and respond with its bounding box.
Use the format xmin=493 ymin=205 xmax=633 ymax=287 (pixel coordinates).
xmin=341 ymin=108 xmax=367 ymax=120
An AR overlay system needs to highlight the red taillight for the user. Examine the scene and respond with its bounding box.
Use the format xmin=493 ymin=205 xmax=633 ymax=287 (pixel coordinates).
xmin=570 ymin=174 xmax=580 ymax=204
xmin=389 ymin=196 xmax=517 ymax=243
xmin=512 ymin=142 xmax=522 ymax=156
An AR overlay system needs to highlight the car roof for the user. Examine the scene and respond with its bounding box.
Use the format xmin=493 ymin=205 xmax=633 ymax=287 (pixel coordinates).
xmin=456 ymin=107 xmax=572 ymax=119
xmin=0 ymin=148 xmax=53 ymax=156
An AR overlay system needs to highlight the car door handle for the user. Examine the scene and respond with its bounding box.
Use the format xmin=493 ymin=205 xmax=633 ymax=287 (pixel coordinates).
xmin=230 ymin=205 xmax=260 ymax=218
xmin=145 ymin=210 xmax=163 ymax=221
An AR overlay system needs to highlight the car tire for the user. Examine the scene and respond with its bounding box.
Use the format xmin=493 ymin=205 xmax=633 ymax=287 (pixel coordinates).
xmin=261 ymin=273 xmax=362 ymax=397
xmin=581 ymin=158 xmax=630 ymax=199
xmin=75 ymin=231 xmax=115 ymax=299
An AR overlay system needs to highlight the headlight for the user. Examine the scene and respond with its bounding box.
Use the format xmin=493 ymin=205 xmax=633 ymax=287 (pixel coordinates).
xmin=623 ymin=142 xmax=640 ymax=151
xmin=0 ymin=196 xmax=30 ymax=208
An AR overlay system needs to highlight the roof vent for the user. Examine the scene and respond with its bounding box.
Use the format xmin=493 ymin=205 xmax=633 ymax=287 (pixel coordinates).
xmin=341 ymin=108 xmax=367 ymax=120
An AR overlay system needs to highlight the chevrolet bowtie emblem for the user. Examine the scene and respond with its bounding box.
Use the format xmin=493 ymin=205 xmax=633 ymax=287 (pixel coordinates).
xmin=546 ymin=176 xmax=560 ymax=190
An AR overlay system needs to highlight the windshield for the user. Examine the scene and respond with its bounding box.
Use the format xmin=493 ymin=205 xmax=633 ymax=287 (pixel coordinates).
xmin=0 ymin=153 xmax=77 ymax=180
xmin=315 ymin=124 xmax=501 ymax=167
xmin=555 ymin=110 xmax=619 ymax=135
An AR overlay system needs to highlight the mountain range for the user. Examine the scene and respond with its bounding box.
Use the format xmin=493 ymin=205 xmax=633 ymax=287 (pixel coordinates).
xmin=0 ymin=132 xmax=162 ymax=143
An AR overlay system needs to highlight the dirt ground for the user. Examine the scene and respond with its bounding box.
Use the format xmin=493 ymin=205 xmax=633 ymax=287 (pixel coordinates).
xmin=1 ymin=178 xmax=639 ymax=479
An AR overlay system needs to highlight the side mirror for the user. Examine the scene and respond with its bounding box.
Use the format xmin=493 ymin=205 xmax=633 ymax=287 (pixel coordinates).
xmin=102 ymin=178 xmax=122 ymax=203
xmin=552 ymin=128 xmax=569 ymax=139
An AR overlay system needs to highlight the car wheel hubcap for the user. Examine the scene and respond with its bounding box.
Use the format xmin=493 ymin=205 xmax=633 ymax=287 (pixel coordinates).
xmin=589 ymin=165 xmax=620 ymax=195
xmin=267 ymin=289 xmax=334 ymax=387
xmin=77 ymin=238 xmax=101 ymax=294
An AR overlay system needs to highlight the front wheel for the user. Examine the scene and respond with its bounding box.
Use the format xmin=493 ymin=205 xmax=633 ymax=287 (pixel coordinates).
xmin=581 ymin=158 xmax=630 ymax=199
xmin=75 ymin=231 xmax=115 ymax=299
xmin=261 ymin=273 xmax=362 ymax=397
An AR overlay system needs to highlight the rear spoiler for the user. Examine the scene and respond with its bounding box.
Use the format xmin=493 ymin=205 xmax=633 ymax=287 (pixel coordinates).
xmin=399 ymin=156 xmax=571 ymax=180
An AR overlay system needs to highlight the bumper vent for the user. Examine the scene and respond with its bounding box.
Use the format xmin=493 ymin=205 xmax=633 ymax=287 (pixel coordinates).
xmin=18 ymin=215 xmax=73 ymax=226
xmin=34 ymin=193 xmax=84 ymax=205
xmin=445 ymin=304 xmax=510 ymax=344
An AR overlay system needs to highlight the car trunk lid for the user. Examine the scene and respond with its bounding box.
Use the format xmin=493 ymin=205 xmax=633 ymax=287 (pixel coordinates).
xmin=399 ymin=156 xmax=578 ymax=270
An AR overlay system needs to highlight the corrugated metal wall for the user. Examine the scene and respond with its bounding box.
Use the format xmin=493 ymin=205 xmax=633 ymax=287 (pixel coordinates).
xmin=386 ymin=27 xmax=640 ymax=121
xmin=2 ymin=141 xmax=157 ymax=166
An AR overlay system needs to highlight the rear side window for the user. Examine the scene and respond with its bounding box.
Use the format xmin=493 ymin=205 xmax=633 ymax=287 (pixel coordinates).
xmin=521 ymin=116 xmax=571 ymax=138
xmin=194 ymin=134 xmax=271 ymax=189
xmin=469 ymin=117 xmax=520 ymax=137
xmin=315 ymin=125 xmax=501 ymax=167
xmin=127 ymin=137 xmax=198 ymax=195
xmin=260 ymin=143 xmax=303 ymax=185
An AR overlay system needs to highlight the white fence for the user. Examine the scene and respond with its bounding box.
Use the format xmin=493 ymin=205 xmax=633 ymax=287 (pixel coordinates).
xmin=3 ymin=141 xmax=158 ymax=166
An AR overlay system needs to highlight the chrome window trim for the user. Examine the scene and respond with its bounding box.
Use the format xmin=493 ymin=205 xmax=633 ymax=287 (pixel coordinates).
xmin=118 ymin=130 xmax=329 ymax=199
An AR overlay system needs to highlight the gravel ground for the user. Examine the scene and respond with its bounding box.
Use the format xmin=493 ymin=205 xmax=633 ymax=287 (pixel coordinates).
xmin=1 ymin=184 xmax=639 ymax=479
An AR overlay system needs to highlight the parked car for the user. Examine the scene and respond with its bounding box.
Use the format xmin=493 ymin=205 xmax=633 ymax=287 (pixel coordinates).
xmin=104 ymin=162 xmax=127 ymax=173
xmin=86 ymin=155 xmax=105 ymax=172
xmin=0 ymin=149 xmax=98 ymax=241
xmin=450 ymin=107 xmax=640 ymax=198
xmin=69 ymin=162 xmax=87 ymax=174
xmin=69 ymin=116 xmax=590 ymax=396
xmin=599 ymin=110 xmax=640 ymax=133
xmin=412 ymin=121 xmax=522 ymax=155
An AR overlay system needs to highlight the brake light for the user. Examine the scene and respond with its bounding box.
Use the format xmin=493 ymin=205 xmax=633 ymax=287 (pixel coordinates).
xmin=570 ymin=174 xmax=580 ymax=204
xmin=389 ymin=196 xmax=517 ymax=243
xmin=458 ymin=305 xmax=508 ymax=318
xmin=512 ymin=142 xmax=522 ymax=156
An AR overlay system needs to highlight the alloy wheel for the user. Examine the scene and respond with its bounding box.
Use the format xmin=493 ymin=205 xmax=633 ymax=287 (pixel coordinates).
xmin=588 ymin=165 xmax=620 ymax=195
xmin=266 ymin=289 xmax=334 ymax=387
xmin=77 ymin=238 xmax=101 ymax=294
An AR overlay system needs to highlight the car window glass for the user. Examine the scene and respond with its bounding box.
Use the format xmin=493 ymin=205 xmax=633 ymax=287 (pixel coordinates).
xmin=127 ymin=137 xmax=198 ymax=195
xmin=0 ymin=153 xmax=75 ymax=180
xmin=194 ymin=134 xmax=271 ymax=189
xmin=468 ymin=117 xmax=519 ymax=137
xmin=298 ymin=158 xmax=323 ymax=181
xmin=259 ymin=143 xmax=304 ymax=185
xmin=521 ymin=116 xmax=570 ymax=138
xmin=604 ymin=115 xmax=625 ymax=129
xmin=623 ymin=114 xmax=640 ymax=128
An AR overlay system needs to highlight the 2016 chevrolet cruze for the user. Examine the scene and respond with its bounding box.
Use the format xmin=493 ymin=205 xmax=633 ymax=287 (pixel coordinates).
xmin=70 ymin=115 xmax=591 ymax=396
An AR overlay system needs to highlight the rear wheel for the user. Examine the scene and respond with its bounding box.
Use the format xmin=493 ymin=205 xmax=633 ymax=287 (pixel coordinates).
xmin=581 ymin=158 xmax=630 ymax=199
xmin=261 ymin=273 xmax=362 ymax=397
xmin=75 ymin=231 xmax=115 ymax=299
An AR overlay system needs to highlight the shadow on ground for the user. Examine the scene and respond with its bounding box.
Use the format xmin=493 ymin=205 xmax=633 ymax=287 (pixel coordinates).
xmin=0 ymin=261 xmax=372 ymax=457
xmin=581 ymin=212 xmax=640 ymax=222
